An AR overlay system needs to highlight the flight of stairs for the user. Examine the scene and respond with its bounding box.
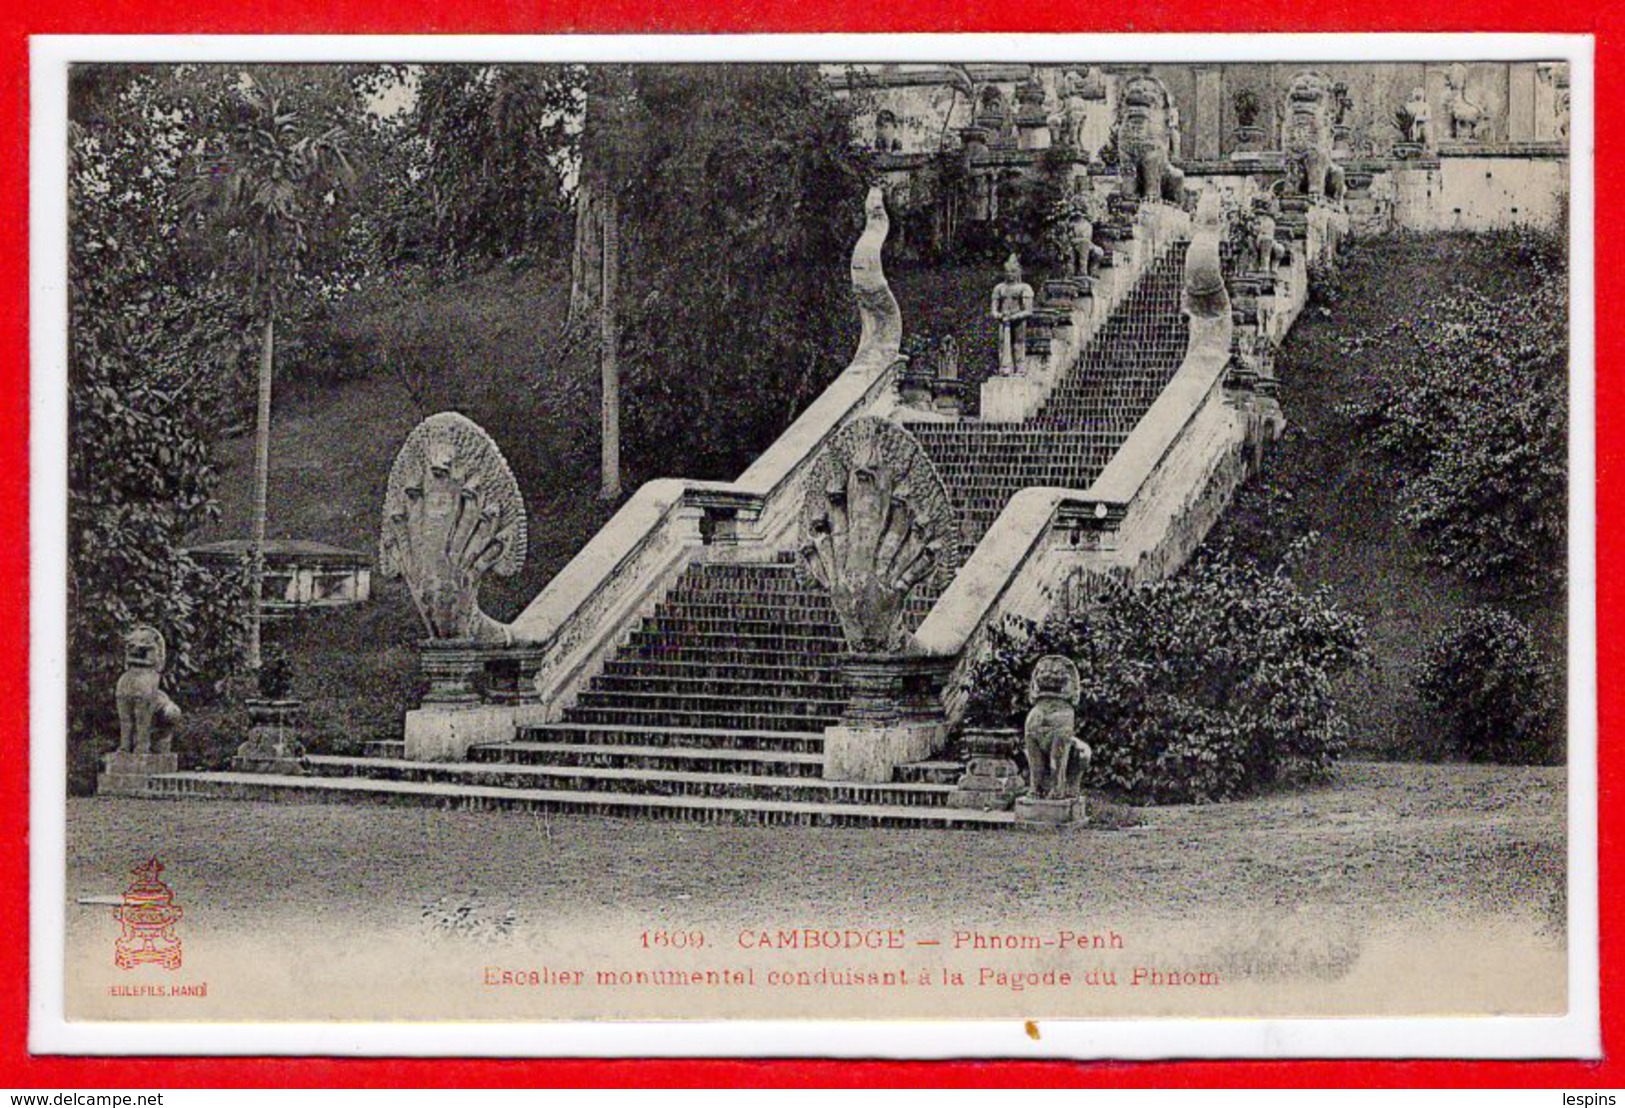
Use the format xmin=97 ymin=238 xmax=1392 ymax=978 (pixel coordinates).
xmin=909 ymin=249 xmax=1190 ymax=545
xmin=151 ymin=235 xmax=1197 ymax=828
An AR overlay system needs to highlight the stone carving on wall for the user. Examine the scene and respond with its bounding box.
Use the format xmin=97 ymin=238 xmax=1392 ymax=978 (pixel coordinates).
xmin=115 ymin=625 xmax=181 ymax=754
xmin=1445 ymin=63 xmax=1486 ymax=142
xmin=1246 ymin=200 xmax=1286 ymax=275
xmin=1055 ymin=69 xmax=1092 ymax=149
xmin=1022 ymin=654 xmax=1091 ymax=802
xmin=797 ymin=416 xmax=958 ymax=654
xmin=990 ymin=254 xmax=1036 ymax=373
xmin=1400 ymin=85 xmax=1435 ymax=151
xmin=1114 ymin=74 xmax=1185 ymax=203
xmin=1282 ymin=71 xmax=1346 ymax=200
xmin=1066 ymin=204 xmax=1105 ymax=279
xmin=873 ymin=108 xmax=902 ymax=152
xmin=380 ymin=411 xmax=527 ymax=644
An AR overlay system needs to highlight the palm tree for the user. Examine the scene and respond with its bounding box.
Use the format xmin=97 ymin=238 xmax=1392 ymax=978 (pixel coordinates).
xmin=182 ymin=71 xmax=355 ymax=669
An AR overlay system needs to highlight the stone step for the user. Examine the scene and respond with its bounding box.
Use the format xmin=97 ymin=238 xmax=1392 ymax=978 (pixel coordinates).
xmin=588 ymin=673 xmax=841 ymax=701
xmin=147 ymin=772 xmax=1017 ymax=829
xmin=653 ymin=603 xmax=839 ymax=629
xmin=601 ymin=659 xmax=842 ymax=684
xmin=562 ymin=705 xmax=842 ymax=734
xmin=473 ymin=740 xmax=828 ymax=777
xmin=619 ymin=642 xmax=847 ymax=667
xmin=301 ymin=755 xmax=956 ymax=808
xmin=627 ymin=620 xmax=845 ymax=646
xmin=894 ymin=760 xmax=965 ymax=786
xmin=525 ymin=721 xmax=828 ymax=754
xmin=362 ymin=739 xmax=406 ymax=759
xmin=572 ymin=688 xmax=845 ymax=716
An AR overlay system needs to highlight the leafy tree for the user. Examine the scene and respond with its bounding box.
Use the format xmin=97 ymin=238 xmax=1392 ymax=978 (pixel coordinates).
xmin=399 ymin=64 xmax=582 ymax=264
xmin=178 ymin=68 xmax=360 ymax=667
xmin=68 ymin=69 xmax=252 ymax=791
xmin=1418 ymin=606 xmax=1563 ymax=764
xmin=592 ymin=65 xmax=872 ymax=483
xmin=963 ymin=540 xmax=1368 ymax=804
xmin=1339 ymin=228 xmax=1567 ymax=597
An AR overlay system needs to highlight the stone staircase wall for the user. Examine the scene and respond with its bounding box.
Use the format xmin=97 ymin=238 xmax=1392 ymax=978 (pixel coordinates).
xmin=911 ymin=195 xmax=1334 ymax=724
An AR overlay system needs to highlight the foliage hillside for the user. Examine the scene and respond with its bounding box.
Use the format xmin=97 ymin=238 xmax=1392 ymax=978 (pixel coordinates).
xmin=1205 ymin=230 xmax=1567 ymax=761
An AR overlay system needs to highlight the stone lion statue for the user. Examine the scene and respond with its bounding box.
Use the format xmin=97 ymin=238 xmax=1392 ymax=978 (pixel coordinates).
xmin=1024 ymin=655 xmax=1092 ymax=800
xmin=115 ymin=625 xmax=181 ymax=755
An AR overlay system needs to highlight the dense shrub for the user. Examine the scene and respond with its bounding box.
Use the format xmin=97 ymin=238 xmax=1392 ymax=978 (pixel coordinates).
xmin=1417 ymin=607 xmax=1563 ymax=765
xmin=69 ymin=70 xmax=261 ymax=791
xmin=962 ymin=541 xmax=1368 ymax=804
xmin=1339 ymin=230 xmax=1567 ymax=596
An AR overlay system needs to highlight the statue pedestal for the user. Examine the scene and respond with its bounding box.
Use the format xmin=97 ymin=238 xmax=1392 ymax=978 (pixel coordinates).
xmin=232 ymin=699 xmax=308 ymax=775
xmin=1014 ymin=794 xmax=1087 ymax=826
xmin=948 ymin=728 xmax=1024 ymax=811
xmin=823 ymin=654 xmax=951 ymax=783
xmin=98 ymin=751 xmax=178 ymax=797
xmin=980 ymin=374 xmax=1036 ymax=423
xmin=403 ymin=640 xmax=535 ymax=760
xmin=404 ymin=704 xmax=516 ymax=762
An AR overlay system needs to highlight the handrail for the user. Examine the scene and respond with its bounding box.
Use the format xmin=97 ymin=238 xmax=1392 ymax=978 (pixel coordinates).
xmin=911 ymin=189 xmax=1238 ymax=698
xmin=508 ymin=186 xmax=903 ymax=653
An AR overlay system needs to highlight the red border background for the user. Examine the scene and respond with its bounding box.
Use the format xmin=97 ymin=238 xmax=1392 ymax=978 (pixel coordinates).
xmin=6 ymin=1 xmax=1617 ymax=1089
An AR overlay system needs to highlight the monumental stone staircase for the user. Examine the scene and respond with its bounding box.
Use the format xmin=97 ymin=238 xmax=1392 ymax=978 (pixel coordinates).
xmin=151 ymin=229 xmax=1205 ymax=828
xmin=910 ymin=248 xmax=1190 ymax=545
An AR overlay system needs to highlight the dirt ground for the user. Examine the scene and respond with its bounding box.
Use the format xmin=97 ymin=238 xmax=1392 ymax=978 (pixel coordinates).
xmin=60 ymin=761 xmax=1568 ymax=1022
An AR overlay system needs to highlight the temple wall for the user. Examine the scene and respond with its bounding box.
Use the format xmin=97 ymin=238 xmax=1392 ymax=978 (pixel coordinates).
xmin=832 ymin=61 xmax=1569 ymax=161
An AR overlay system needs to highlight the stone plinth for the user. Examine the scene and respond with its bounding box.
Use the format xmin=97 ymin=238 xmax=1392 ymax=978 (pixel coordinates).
xmin=1014 ymin=793 xmax=1087 ymax=826
xmin=824 ymin=654 xmax=951 ymax=783
xmin=98 ymin=751 xmax=178 ymax=797
xmin=980 ymin=375 xmax=1037 ymax=423
xmin=232 ymin=698 xmax=308 ymax=775
xmin=420 ymin=641 xmax=487 ymax=706
xmin=404 ymin=704 xmax=517 ymax=762
xmin=405 ymin=639 xmax=541 ymax=759
xmin=947 ymin=728 xmax=1024 ymax=811
xmin=483 ymin=647 xmax=546 ymax=706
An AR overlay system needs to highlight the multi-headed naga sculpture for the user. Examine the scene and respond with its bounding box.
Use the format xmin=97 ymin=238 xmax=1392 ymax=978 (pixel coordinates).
xmin=798 ymin=416 xmax=958 ymax=654
xmin=380 ymin=411 xmax=527 ymax=644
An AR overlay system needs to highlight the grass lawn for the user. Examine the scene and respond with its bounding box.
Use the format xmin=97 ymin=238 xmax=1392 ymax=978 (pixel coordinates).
xmin=64 ymin=760 xmax=1566 ymax=1021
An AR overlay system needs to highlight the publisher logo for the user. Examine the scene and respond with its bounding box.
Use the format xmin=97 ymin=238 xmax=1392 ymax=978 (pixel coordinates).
xmin=112 ymin=857 xmax=183 ymax=971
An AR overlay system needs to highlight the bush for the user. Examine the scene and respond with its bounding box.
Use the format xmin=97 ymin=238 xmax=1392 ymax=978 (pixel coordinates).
xmin=1339 ymin=231 xmax=1567 ymax=596
xmin=962 ymin=541 xmax=1368 ymax=804
xmin=1417 ymin=607 xmax=1563 ymax=764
